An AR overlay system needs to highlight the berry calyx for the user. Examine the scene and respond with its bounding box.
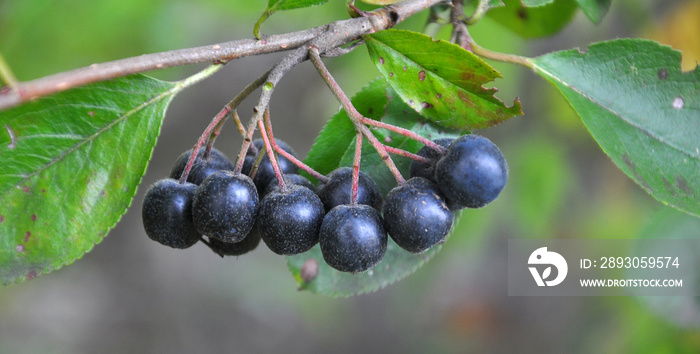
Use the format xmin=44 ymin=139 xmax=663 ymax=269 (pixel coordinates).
xmin=435 ymin=135 xmax=508 ymax=208
xmin=383 ymin=177 xmax=454 ymax=253
xmin=320 ymin=204 xmax=387 ymax=273
xmin=256 ymin=185 xmax=325 ymax=255
xmin=141 ymin=178 xmax=201 ymax=249
xmin=192 ymin=170 xmax=259 ymax=243
xmin=170 ymin=147 xmax=235 ymax=185
xmin=316 ymin=167 xmax=382 ymax=212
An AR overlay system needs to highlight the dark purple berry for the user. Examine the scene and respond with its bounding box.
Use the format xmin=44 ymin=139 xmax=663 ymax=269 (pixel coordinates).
xmin=320 ymin=204 xmax=387 ymax=273
xmin=256 ymin=185 xmax=325 ymax=255
xmin=383 ymin=177 xmax=454 ymax=253
xmin=316 ymin=167 xmax=382 ymax=212
xmin=141 ymin=178 xmax=201 ymax=249
xmin=169 ymin=148 xmax=234 ymax=185
xmin=192 ymin=171 xmax=259 ymax=243
xmin=409 ymin=138 xmax=454 ymax=182
xmin=435 ymin=135 xmax=508 ymax=208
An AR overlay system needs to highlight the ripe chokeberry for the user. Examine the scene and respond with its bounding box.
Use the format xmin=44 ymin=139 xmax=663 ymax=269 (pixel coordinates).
xmin=141 ymin=178 xmax=201 ymax=249
xmin=169 ymin=147 xmax=234 ymax=185
xmin=435 ymin=135 xmax=508 ymax=208
xmin=242 ymin=138 xmax=299 ymax=190
xmin=383 ymin=177 xmax=454 ymax=253
xmin=320 ymin=204 xmax=387 ymax=273
xmin=256 ymin=185 xmax=325 ymax=255
xmin=315 ymin=167 xmax=382 ymax=212
xmin=205 ymin=231 xmax=261 ymax=257
xmin=192 ymin=170 xmax=259 ymax=243
xmin=409 ymin=138 xmax=454 ymax=182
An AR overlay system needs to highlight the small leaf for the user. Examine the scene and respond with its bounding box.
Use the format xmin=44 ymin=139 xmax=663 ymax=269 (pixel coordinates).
xmin=575 ymin=0 xmax=611 ymax=23
xmin=254 ymin=0 xmax=329 ymax=38
xmin=290 ymin=78 xmax=462 ymax=297
xmin=531 ymin=39 xmax=700 ymax=216
xmin=365 ymin=29 xmax=522 ymax=130
xmin=0 ymin=75 xmax=177 ymax=285
xmin=487 ymin=0 xmax=578 ymax=38
xmin=522 ymin=0 xmax=555 ymax=6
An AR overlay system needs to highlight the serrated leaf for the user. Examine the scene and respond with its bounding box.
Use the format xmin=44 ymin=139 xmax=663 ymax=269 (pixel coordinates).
xmin=575 ymin=0 xmax=610 ymax=23
xmin=0 ymin=75 xmax=177 ymax=285
xmin=531 ymin=39 xmax=700 ymax=216
xmin=254 ymin=0 xmax=329 ymax=38
xmin=487 ymin=0 xmax=578 ymax=38
xmin=290 ymin=78 xmax=462 ymax=297
xmin=365 ymin=29 xmax=522 ymax=130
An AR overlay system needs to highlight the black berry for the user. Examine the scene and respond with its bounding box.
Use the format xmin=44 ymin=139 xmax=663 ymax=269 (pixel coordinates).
xmin=205 ymin=231 xmax=261 ymax=257
xmin=141 ymin=178 xmax=201 ymax=249
xmin=320 ymin=204 xmax=387 ymax=273
xmin=242 ymin=138 xmax=299 ymax=190
xmin=169 ymin=148 xmax=234 ymax=185
xmin=409 ymin=138 xmax=454 ymax=182
xmin=435 ymin=135 xmax=508 ymax=208
xmin=383 ymin=177 xmax=454 ymax=253
xmin=256 ymin=185 xmax=325 ymax=255
xmin=316 ymin=167 xmax=382 ymax=212
xmin=192 ymin=171 xmax=259 ymax=243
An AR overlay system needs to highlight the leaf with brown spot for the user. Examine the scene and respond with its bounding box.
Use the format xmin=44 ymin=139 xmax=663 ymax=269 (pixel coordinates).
xmin=531 ymin=39 xmax=700 ymax=216
xmin=365 ymin=29 xmax=523 ymax=130
xmin=0 ymin=74 xmax=178 ymax=285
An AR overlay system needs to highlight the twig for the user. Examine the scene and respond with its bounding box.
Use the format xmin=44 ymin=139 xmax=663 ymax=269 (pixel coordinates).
xmin=0 ymin=0 xmax=445 ymax=111
xmin=352 ymin=132 xmax=363 ymax=204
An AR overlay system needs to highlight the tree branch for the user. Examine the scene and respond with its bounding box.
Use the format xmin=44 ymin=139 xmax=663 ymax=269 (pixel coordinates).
xmin=0 ymin=0 xmax=445 ymax=111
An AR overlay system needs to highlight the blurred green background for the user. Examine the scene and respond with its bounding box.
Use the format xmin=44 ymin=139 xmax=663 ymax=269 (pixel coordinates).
xmin=1 ymin=0 xmax=699 ymax=352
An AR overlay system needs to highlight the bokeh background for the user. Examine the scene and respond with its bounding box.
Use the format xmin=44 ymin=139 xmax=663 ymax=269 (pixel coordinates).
xmin=1 ymin=0 xmax=699 ymax=352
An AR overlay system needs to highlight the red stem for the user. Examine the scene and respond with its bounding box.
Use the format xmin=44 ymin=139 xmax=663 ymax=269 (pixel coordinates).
xmin=351 ymin=133 xmax=362 ymax=205
xmin=263 ymin=110 xmax=330 ymax=183
xmin=383 ymin=144 xmax=430 ymax=164
xmin=360 ymin=117 xmax=445 ymax=154
xmin=179 ymin=106 xmax=231 ymax=184
xmin=258 ymin=114 xmax=287 ymax=192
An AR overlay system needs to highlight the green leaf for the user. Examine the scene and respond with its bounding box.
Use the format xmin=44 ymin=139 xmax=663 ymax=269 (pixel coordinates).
xmin=359 ymin=0 xmax=402 ymax=4
xmin=531 ymin=39 xmax=700 ymax=216
xmin=487 ymin=0 xmax=578 ymax=38
xmin=254 ymin=0 xmax=329 ymax=38
xmin=575 ymin=0 xmax=610 ymax=23
xmin=290 ymin=78 xmax=462 ymax=297
xmin=365 ymin=29 xmax=522 ymax=131
xmin=0 ymin=75 xmax=177 ymax=285
xmin=521 ymin=0 xmax=555 ymax=6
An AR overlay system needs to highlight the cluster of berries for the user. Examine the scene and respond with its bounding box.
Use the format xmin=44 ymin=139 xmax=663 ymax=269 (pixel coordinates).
xmin=141 ymin=134 xmax=508 ymax=273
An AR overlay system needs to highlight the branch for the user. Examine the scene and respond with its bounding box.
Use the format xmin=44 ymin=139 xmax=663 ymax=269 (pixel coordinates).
xmin=0 ymin=0 xmax=445 ymax=111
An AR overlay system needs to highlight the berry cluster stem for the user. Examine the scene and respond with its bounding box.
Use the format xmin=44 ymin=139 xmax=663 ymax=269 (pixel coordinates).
xmin=359 ymin=118 xmax=446 ymax=154
xmin=258 ymin=114 xmax=287 ymax=192
xmin=351 ymin=132 xmax=363 ymax=205
xmin=308 ymin=45 xmax=405 ymax=185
